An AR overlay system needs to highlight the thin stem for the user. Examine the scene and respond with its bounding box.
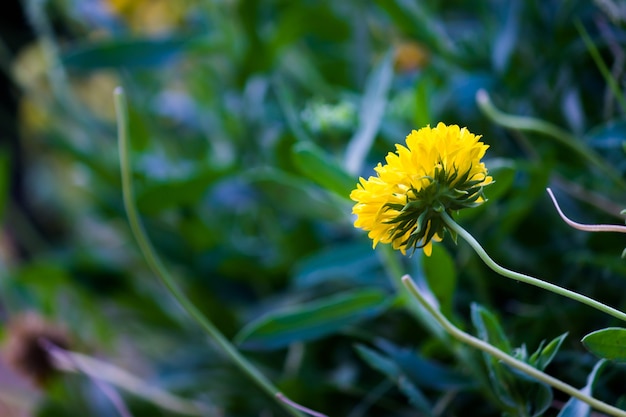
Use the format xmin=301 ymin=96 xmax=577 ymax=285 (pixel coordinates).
xmin=401 ymin=275 xmax=626 ymax=417
xmin=276 ymin=394 xmax=328 ymax=417
xmin=441 ymin=212 xmax=626 ymax=323
xmin=476 ymin=89 xmax=626 ymax=191
xmin=114 ymin=87 xmax=305 ymax=417
xmin=44 ymin=341 xmax=208 ymax=416
xmin=547 ymin=188 xmax=626 ymax=233
xmin=41 ymin=340 xmax=134 ymax=417
xmin=575 ymin=20 xmax=626 ymax=115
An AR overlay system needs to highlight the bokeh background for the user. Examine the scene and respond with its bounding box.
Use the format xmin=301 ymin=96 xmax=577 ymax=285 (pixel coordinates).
xmin=0 ymin=1 xmax=625 ymax=416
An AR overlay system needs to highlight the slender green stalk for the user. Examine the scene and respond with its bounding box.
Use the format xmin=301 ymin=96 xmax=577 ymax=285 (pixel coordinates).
xmin=441 ymin=212 xmax=626 ymax=322
xmin=401 ymin=275 xmax=626 ymax=417
xmin=114 ymin=87 xmax=304 ymax=417
xmin=575 ymin=20 xmax=626 ymax=115
xmin=476 ymin=89 xmax=626 ymax=190
xmin=377 ymin=245 xmax=499 ymax=406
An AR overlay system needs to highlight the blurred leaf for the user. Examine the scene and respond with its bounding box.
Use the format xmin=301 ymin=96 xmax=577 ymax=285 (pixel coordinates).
xmin=561 ymin=88 xmax=585 ymax=135
xmin=397 ymin=376 xmax=433 ymax=415
xmin=292 ymin=141 xmax=356 ymax=199
xmin=491 ymin=0 xmax=520 ymax=73
xmin=291 ymin=242 xmax=382 ymax=289
xmin=503 ymin=364 xmax=553 ymax=417
xmin=485 ymin=158 xmax=517 ymax=200
xmin=421 ymin=244 xmax=456 ymax=316
xmin=472 ymin=303 xmax=517 ymax=408
xmin=345 ymin=51 xmax=394 ymax=175
xmin=413 ymin=72 xmax=433 ymax=127
xmin=248 ymin=168 xmax=346 ymax=220
xmin=137 ymin=169 xmax=224 ymax=214
xmin=557 ymin=360 xmax=606 ymax=417
xmin=18 ymin=261 xmax=71 ymax=290
xmin=493 ymin=161 xmax=552 ymax=238
xmin=62 ymin=37 xmax=192 ymax=69
xmin=355 ymin=343 xmax=401 ymax=379
xmin=354 ymin=344 xmax=433 ymax=415
xmin=530 ymin=383 xmax=553 ymax=417
xmin=235 ymin=289 xmax=391 ymax=350
xmin=376 ymin=340 xmax=473 ymax=391
xmin=471 ymin=303 xmax=512 ymax=352
xmin=375 ymin=0 xmax=454 ymax=59
xmin=16 ymin=262 xmax=72 ymax=313
xmin=582 ymin=327 xmax=626 ymax=362
xmin=274 ymin=78 xmax=312 ymax=143
xmin=584 ymin=119 xmax=626 ymax=170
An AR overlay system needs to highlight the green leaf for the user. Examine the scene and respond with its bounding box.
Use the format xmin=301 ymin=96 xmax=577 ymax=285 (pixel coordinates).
xmin=354 ymin=344 xmax=433 ymax=415
xmin=397 ymin=376 xmax=433 ymax=415
xmin=62 ymin=37 xmax=192 ymax=69
xmin=235 ymin=289 xmax=391 ymax=350
xmin=557 ymin=360 xmax=607 ymax=417
xmin=582 ymin=327 xmax=626 ymax=362
xmin=471 ymin=303 xmax=512 ymax=353
xmin=471 ymin=303 xmax=517 ymax=408
xmin=376 ymin=340 xmax=473 ymax=391
xmin=291 ymin=142 xmax=356 ymax=199
xmin=247 ymin=168 xmax=345 ymax=220
xmin=503 ymin=365 xmax=553 ymax=417
xmin=421 ymin=244 xmax=456 ymax=316
xmin=291 ymin=242 xmax=382 ymax=289
xmin=529 ymin=333 xmax=568 ymax=371
xmin=354 ymin=343 xmax=400 ymax=379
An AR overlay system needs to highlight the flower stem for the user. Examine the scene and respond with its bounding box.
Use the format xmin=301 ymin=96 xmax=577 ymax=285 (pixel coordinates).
xmin=476 ymin=89 xmax=626 ymax=191
xmin=547 ymin=188 xmax=626 ymax=233
xmin=114 ymin=87 xmax=304 ymax=417
xmin=441 ymin=212 xmax=626 ymax=323
xmin=401 ymin=275 xmax=626 ymax=417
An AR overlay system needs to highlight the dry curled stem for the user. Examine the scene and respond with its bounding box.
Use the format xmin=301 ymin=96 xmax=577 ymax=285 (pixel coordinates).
xmin=547 ymin=188 xmax=626 ymax=233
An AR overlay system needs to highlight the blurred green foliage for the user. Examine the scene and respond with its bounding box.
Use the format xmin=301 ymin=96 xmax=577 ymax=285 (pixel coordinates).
xmin=1 ymin=0 xmax=626 ymax=416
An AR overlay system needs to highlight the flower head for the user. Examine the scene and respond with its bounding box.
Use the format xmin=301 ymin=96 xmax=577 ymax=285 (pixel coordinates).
xmin=350 ymin=122 xmax=493 ymax=256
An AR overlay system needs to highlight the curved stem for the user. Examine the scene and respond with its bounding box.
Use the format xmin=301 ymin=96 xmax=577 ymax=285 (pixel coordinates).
xmin=114 ymin=88 xmax=304 ymax=417
xmin=476 ymin=89 xmax=626 ymax=191
xmin=547 ymin=188 xmax=626 ymax=233
xmin=441 ymin=212 xmax=626 ymax=323
xmin=401 ymin=275 xmax=626 ymax=417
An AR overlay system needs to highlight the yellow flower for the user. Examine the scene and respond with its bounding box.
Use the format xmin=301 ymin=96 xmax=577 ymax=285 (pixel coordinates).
xmin=350 ymin=123 xmax=493 ymax=256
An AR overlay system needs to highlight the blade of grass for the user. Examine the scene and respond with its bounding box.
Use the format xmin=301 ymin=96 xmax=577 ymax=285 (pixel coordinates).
xmin=575 ymin=20 xmax=626 ymax=115
xmin=344 ymin=51 xmax=394 ymax=175
xmin=114 ymin=87 xmax=305 ymax=417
